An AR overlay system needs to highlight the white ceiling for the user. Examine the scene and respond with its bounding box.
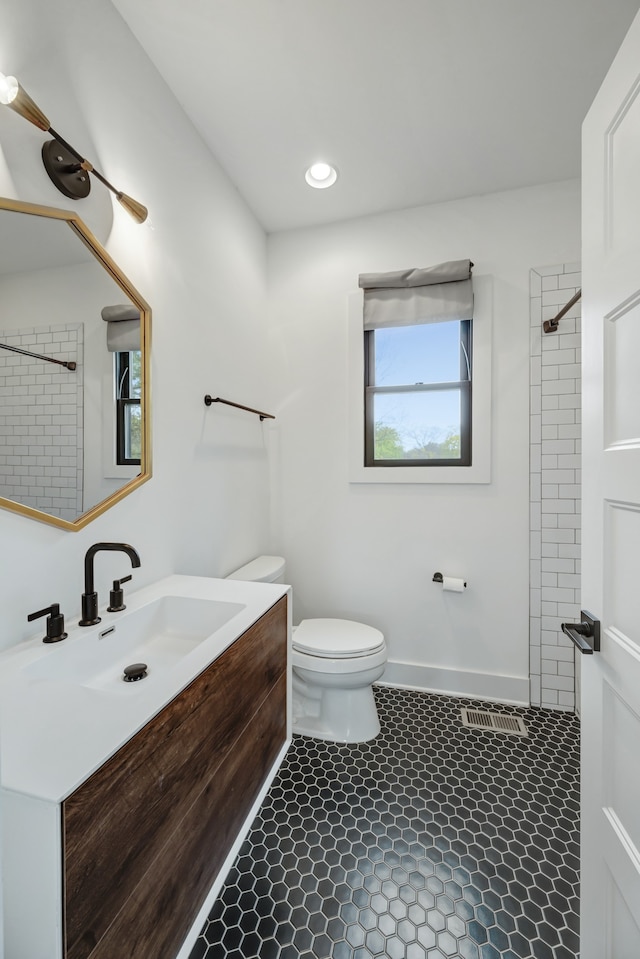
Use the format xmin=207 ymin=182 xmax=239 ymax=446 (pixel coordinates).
xmin=112 ymin=0 xmax=640 ymax=233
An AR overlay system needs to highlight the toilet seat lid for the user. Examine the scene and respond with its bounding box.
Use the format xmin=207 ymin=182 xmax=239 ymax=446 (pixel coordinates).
xmin=293 ymin=619 xmax=385 ymax=659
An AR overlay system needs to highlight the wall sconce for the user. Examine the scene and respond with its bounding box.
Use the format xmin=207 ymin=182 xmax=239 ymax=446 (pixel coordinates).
xmin=0 ymin=71 xmax=147 ymax=224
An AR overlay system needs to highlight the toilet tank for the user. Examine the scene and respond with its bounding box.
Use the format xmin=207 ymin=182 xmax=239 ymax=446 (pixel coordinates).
xmin=226 ymin=555 xmax=286 ymax=584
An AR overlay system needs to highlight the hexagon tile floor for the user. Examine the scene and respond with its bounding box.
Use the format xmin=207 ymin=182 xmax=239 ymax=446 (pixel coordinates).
xmin=189 ymin=686 xmax=580 ymax=959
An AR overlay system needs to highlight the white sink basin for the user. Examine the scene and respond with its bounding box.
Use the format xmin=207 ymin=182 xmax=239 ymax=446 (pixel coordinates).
xmin=24 ymin=595 xmax=246 ymax=691
xmin=0 ymin=574 xmax=289 ymax=804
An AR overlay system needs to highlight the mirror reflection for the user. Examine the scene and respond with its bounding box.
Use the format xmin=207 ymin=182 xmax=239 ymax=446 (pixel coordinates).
xmin=0 ymin=199 xmax=150 ymax=530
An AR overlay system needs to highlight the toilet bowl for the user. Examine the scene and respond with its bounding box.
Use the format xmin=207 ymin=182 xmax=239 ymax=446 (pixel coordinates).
xmin=226 ymin=556 xmax=387 ymax=743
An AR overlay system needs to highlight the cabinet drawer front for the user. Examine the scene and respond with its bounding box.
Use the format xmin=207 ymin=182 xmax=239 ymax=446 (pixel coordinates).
xmin=64 ymin=596 xmax=287 ymax=959
xmin=84 ymin=674 xmax=287 ymax=959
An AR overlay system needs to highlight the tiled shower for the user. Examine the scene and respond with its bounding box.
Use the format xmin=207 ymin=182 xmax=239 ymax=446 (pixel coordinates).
xmin=529 ymin=264 xmax=582 ymax=711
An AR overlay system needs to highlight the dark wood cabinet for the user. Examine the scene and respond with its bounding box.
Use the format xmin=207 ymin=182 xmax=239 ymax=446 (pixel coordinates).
xmin=62 ymin=596 xmax=287 ymax=959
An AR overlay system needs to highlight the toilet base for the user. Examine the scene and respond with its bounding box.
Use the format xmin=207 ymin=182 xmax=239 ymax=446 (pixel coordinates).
xmin=292 ymin=683 xmax=381 ymax=744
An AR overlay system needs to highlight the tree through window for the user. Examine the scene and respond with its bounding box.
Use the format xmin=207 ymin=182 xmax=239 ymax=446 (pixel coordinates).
xmin=364 ymin=318 xmax=471 ymax=466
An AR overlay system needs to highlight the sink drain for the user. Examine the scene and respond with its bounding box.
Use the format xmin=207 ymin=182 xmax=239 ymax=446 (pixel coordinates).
xmin=123 ymin=663 xmax=148 ymax=683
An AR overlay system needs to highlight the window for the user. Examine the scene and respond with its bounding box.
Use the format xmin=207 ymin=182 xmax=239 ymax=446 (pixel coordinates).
xmin=349 ymin=261 xmax=490 ymax=485
xmin=364 ymin=318 xmax=471 ymax=466
xmin=115 ymin=351 xmax=142 ymax=466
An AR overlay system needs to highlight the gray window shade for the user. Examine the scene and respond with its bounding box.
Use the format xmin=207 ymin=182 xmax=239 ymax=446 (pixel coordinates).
xmin=359 ymin=259 xmax=473 ymax=330
xmin=101 ymin=304 xmax=141 ymax=352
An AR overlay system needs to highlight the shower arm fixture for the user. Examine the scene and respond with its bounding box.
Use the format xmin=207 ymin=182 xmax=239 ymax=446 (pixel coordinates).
xmin=0 ymin=71 xmax=147 ymax=224
xmin=543 ymin=289 xmax=581 ymax=334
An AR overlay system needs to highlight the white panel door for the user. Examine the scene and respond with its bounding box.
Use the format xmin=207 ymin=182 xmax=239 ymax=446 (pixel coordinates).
xmin=581 ymin=9 xmax=640 ymax=957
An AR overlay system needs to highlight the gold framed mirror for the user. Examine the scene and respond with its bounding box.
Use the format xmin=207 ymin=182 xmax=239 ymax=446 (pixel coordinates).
xmin=0 ymin=197 xmax=151 ymax=530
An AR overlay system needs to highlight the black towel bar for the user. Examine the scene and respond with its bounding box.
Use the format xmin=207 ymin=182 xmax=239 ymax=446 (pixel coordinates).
xmin=204 ymin=395 xmax=275 ymax=421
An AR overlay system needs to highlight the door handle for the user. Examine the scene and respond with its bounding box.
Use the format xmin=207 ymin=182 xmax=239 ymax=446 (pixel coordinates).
xmin=561 ymin=610 xmax=600 ymax=654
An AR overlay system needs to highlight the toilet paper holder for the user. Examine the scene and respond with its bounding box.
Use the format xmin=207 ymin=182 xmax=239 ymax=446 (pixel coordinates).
xmin=432 ymin=572 xmax=467 ymax=588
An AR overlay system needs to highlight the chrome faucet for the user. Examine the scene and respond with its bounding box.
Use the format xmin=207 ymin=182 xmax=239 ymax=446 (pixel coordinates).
xmin=79 ymin=542 xmax=141 ymax=626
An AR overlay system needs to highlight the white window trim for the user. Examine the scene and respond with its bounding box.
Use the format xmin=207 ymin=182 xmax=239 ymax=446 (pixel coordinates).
xmin=348 ymin=273 xmax=492 ymax=484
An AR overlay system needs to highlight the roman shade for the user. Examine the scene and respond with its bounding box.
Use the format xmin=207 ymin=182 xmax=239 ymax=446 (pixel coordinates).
xmin=358 ymin=258 xmax=473 ymax=330
xmin=101 ymin=304 xmax=141 ymax=352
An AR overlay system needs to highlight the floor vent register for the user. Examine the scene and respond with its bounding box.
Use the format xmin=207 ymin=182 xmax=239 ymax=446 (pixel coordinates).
xmin=460 ymin=707 xmax=529 ymax=736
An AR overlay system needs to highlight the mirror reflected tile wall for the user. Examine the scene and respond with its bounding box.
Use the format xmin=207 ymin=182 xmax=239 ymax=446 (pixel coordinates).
xmin=529 ymin=264 xmax=581 ymax=712
xmin=0 ymin=323 xmax=84 ymax=522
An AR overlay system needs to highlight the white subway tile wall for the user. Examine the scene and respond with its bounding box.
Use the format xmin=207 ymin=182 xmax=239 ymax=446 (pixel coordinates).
xmin=0 ymin=324 xmax=83 ymax=521
xmin=529 ymin=266 xmax=580 ymax=712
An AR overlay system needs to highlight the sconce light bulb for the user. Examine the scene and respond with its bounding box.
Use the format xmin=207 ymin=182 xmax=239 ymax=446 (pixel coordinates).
xmin=0 ymin=72 xmax=19 ymax=105
xmin=0 ymin=73 xmax=50 ymax=130
xmin=117 ymin=192 xmax=149 ymax=225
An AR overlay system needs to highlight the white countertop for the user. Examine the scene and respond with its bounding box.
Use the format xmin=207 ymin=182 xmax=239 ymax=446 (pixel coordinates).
xmin=0 ymin=575 xmax=289 ymax=804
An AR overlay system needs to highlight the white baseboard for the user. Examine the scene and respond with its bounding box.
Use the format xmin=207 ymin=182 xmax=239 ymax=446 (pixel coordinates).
xmin=378 ymin=659 xmax=530 ymax=707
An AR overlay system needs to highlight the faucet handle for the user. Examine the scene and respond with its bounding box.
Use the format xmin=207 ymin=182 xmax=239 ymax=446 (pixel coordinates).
xmin=107 ymin=574 xmax=133 ymax=612
xmin=27 ymin=603 xmax=68 ymax=644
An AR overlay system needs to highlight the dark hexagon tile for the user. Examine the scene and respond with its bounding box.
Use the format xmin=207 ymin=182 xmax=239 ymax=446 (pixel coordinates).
xmin=455 ymin=898 xmax=475 ymax=922
xmin=189 ymin=937 xmax=208 ymax=959
xmin=352 ymin=888 xmax=370 ymax=908
xmin=427 ymin=908 xmax=447 ymax=933
xmin=468 ymin=919 xmax=489 ymax=945
xmin=365 ymin=928 xmax=385 ymax=955
xmin=475 ymin=904 xmax=495 ymax=928
xmin=479 ymin=941 xmax=502 ymax=959
xmin=488 ymin=924 xmax=510 ymax=951
xmin=311 ymin=932 xmax=333 ymax=958
xmin=458 ymin=938 xmax=480 ymax=959
xmin=293 ymin=926 xmax=313 ymax=951
xmin=332 ymin=941 xmax=352 ymax=959
xmin=346 ymin=923 xmax=366 ymax=948
xmin=531 ymin=938 xmax=556 ymax=959
xmin=508 ymin=929 xmax=534 ymax=957
xmin=417 ymin=924 xmax=437 ymax=950
xmin=386 ymin=935 xmax=407 ymax=959
xmin=437 ymin=929 xmax=458 ymax=954
xmin=190 ymin=688 xmax=580 ymax=959
xmin=258 ymin=939 xmax=280 ymax=959
xmin=389 ymin=897 xmax=408 ymax=920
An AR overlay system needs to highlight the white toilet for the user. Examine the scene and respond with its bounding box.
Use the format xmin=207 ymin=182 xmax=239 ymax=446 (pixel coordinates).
xmin=226 ymin=556 xmax=387 ymax=743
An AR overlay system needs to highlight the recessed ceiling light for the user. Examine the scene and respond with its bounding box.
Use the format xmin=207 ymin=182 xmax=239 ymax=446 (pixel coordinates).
xmin=305 ymin=162 xmax=338 ymax=189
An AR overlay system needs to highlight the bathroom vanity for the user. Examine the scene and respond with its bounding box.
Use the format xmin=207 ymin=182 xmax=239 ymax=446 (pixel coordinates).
xmin=0 ymin=575 xmax=291 ymax=959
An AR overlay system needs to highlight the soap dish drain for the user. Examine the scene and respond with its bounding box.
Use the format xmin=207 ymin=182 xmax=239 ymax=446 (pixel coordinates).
xmin=123 ymin=663 xmax=148 ymax=683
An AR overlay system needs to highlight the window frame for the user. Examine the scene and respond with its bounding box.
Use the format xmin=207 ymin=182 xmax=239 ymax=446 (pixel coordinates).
xmin=115 ymin=351 xmax=141 ymax=467
xmin=363 ymin=319 xmax=472 ymax=468
xmin=348 ymin=276 xmax=492 ymax=485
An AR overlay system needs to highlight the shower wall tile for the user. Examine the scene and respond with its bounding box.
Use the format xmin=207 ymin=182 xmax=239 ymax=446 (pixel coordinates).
xmin=530 ymin=265 xmax=581 ymax=713
xmin=0 ymin=323 xmax=83 ymax=520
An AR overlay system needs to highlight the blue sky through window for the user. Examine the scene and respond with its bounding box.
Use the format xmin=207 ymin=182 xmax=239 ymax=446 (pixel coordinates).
xmin=373 ymin=320 xmax=463 ymax=451
xmin=374 ymin=321 xmax=460 ymax=386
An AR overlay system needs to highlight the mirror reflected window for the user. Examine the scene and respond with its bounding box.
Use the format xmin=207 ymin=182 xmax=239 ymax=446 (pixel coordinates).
xmin=115 ymin=350 xmax=142 ymax=466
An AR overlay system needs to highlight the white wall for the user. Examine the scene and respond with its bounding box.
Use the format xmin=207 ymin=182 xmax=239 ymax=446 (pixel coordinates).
xmin=0 ymin=0 xmax=272 ymax=653
xmin=267 ymin=181 xmax=581 ymax=703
